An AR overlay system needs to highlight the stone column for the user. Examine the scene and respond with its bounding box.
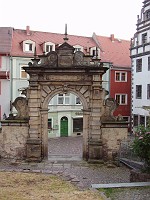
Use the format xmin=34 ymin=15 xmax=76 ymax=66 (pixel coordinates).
xmin=82 ymin=109 xmax=90 ymax=160
xmin=26 ymin=83 xmax=42 ymax=162
xmin=40 ymin=108 xmax=49 ymax=158
xmin=88 ymin=74 xmax=103 ymax=161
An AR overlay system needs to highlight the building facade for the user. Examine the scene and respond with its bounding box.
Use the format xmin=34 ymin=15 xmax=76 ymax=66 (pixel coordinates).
xmin=94 ymin=33 xmax=131 ymax=123
xmin=0 ymin=27 xmax=12 ymax=119
xmin=130 ymin=0 xmax=150 ymax=129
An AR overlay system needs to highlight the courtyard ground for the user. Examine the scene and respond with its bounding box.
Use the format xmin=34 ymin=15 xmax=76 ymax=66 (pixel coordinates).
xmin=0 ymin=136 xmax=149 ymax=199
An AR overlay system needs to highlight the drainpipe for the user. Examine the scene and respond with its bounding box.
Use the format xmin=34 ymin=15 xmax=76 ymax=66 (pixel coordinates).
xmin=10 ymin=56 xmax=13 ymax=113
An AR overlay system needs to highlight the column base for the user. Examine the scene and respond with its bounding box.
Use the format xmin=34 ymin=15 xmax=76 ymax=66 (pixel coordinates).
xmin=26 ymin=138 xmax=42 ymax=162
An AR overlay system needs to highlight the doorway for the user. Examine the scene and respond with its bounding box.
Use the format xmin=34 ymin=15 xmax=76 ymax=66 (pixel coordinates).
xmin=60 ymin=116 xmax=68 ymax=137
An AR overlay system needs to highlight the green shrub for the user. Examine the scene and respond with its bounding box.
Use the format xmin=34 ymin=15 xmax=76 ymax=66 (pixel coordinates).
xmin=132 ymin=125 xmax=150 ymax=173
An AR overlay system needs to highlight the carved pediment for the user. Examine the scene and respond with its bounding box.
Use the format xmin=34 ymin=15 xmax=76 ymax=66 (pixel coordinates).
xmin=57 ymin=42 xmax=75 ymax=52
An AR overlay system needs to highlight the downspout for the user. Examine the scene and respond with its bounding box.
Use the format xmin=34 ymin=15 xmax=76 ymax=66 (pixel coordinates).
xmin=10 ymin=56 xmax=13 ymax=113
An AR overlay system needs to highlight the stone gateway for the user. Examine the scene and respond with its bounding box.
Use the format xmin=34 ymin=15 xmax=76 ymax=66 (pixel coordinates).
xmin=0 ymin=34 xmax=128 ymax=162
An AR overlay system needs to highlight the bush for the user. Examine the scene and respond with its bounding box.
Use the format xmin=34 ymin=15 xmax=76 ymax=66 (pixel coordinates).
xmin=132 ymin=125 xmax=150 ymax=173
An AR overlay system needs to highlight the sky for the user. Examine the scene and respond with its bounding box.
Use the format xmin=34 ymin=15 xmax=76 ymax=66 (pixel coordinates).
xmin=0 ymin=0 xmax=143 ymax=40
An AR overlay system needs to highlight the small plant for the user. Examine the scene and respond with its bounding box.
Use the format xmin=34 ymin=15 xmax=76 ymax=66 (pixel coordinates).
xmin=132 ymin=125 xmax=150 ymax=173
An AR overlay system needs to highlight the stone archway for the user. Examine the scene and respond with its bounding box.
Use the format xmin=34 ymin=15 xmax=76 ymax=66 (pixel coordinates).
xmin=24 ymin=39 xmax=108 ymax=162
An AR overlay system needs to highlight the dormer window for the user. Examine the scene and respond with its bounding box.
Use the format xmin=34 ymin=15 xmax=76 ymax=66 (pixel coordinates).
xmin=75 ymin=48 xmax=81 ymax=52
xmin=43 ymin=42 xmax=55 ymax=53
xmin=90 ymin=47 xmax=100 ymax=58
xmin=74 ymin=45 xmax=83 ymax=53
xmin=23 ymin=40 xmax=35 ymax=53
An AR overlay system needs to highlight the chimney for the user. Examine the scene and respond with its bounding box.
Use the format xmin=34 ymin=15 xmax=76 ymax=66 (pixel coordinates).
xmin=26 ymin=26 xmax=30 ymax=35
xmin=110 ymin=34 xmax=114 ymax=42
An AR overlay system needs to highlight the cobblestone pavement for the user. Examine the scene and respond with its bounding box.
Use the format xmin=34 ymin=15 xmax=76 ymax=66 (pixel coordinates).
xmin=0 ymin=136 xmax=150 ymax=200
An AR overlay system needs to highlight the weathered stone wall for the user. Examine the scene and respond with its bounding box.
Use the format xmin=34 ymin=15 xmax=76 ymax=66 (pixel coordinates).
xmin=101 ymin=122 xmax=128 ymax=161
xmin=0 ymin=121 xmax=28 ymax=159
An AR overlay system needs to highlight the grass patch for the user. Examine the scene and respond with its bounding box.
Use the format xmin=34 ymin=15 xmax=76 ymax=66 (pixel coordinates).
xmin=0 ymin=172 xmax=104 ymax=200
xmin=98 ymin=186 xmax=150 ymax=200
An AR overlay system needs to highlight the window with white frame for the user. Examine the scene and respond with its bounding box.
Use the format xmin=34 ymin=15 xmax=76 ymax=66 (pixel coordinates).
xmin=145 ymin=10 xmax=150 ymax=20
xmin=23 ymin=40 xmax=35 ymax=53
xmin=20 ymin=65 xmax=29 ymax=79
xmin=136 ymin=58 xmax=142 ymax=72
xmin=142 ymin=33 xmax=147 ymax=44
xmin=44 ymin=42 xmax=55 ymax=53
xmin=115 ymin=71 xmax=127 ymax=82
xmin=147 ymin=84 xmax=150 ymax=99
xmin=58 ymin=93 xmax=70 ymax=104
xmin=115 ymin=94 xmax=127 ymax=105
xmin=136 ymin=85 xmax=142 ymax=99
xmin=76 ymin=96 xmax=81 ymax=105
xmin=25 ymin=43 xmax=33 ymax=51
xmin=74 ymin=45 xmax=83 ymax=53
xmin=75 ymin=48 xmax=81 ymax=52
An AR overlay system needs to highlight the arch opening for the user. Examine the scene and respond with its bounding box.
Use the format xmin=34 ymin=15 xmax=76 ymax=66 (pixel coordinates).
xmin=46 ymin=91 xmax=85 ymax=161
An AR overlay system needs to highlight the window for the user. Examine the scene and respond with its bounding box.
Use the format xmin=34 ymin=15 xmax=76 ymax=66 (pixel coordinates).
xmin=115 ymin=72 xmax=127 ymax=81
xmin=148 ymin=57 xmax=150 ymax=71
xmin=140 ymin=116 xmax=145 ymax=126
xmin=92 ymin=49 xmax=96 ymax=56
xmin=58 ymin=93 xmax=70 ymax=104
xmin=136 ymin=85 xmax=142 ymax=99
xmin=136 ymin=59 xmax=142 ymax=72
xmin=74 ymin=48 xmax=81 ymax=52
xmin=145 ymin=10 xmax=150 ymax=20
xmin=115 ymin=94 xmax=127 ymax=105
xmin=76 ymin=96 xmax=81 ymax=105
xmin=43 ymin=42 xmax=55 ymax=53
xmin=147 ymin=84 xmax=150 ymax=99
xmin=73 ymin=45 xmax=83 ymax=53
xmin=25 ymin=43 xmax=33 ymax=51
xmin=73 ymin=118 xmax=83 ymax=132
xmin=142 ymin=33 xmax=147 ymax=44
xmin=20 ymin=66 xmax=29 ymax=79
xmin=46 ymin=45 xmax=53 ymax=53
xmin=48 ymin=118 xmax=52 ymax=129
xmin=23 ymin=40 xmax=35 ymax=53
xmin=134 ymin=115 xmax=138 ymax=126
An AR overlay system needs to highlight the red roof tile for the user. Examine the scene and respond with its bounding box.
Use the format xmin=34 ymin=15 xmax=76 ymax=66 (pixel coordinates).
xmin=95 ymin=34 xmax=131 ymax=68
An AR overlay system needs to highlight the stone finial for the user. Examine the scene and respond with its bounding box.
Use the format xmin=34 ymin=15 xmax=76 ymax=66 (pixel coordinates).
xmin=12 ymin=97 xmax=29 ymax=119
xmin=101 ymin=98 xmax=119 ymax=121
xmin=63 ymin=24 xmax=68 ymax=42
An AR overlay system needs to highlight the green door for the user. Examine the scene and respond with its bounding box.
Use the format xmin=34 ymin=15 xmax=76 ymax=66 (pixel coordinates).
xmin=60 ymin=116 xmax=68 ymax=137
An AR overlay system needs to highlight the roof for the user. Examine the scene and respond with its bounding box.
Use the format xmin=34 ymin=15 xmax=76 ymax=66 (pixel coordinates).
xmin=11 ymin=27 xmax=97 ymax=57
xmin=0 ymin=27 xmax=13 ymax=54
xmin=95 ymin=34 xmax=131 ymax=68
xmin=10 ymin=26 xmax=131 ymax=68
